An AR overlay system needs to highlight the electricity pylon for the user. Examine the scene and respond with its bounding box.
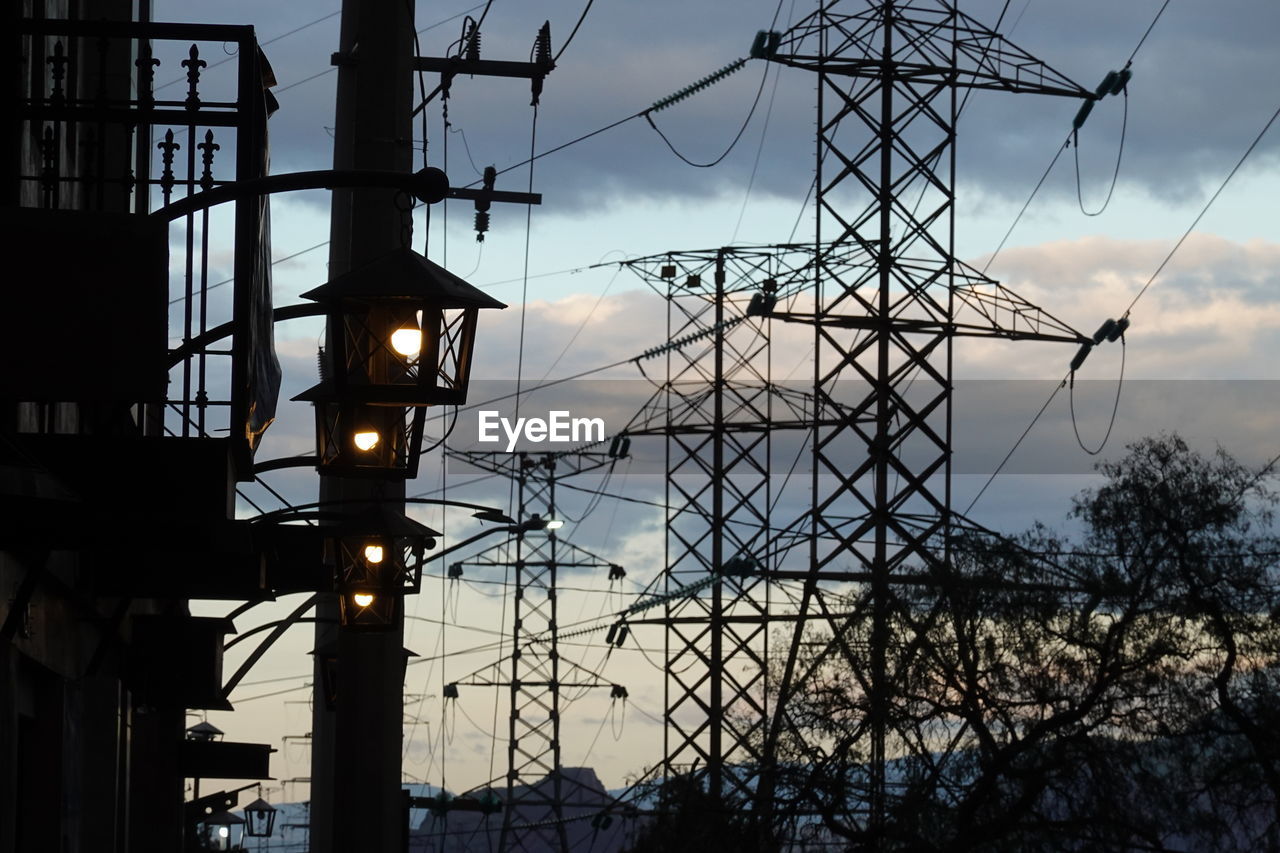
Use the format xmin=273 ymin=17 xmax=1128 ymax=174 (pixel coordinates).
xmin=751 ymin=1 xmax=1093 ymax=843
xmin=444 ymin=449 xmax=620 ymax=852
xmin=618 ymin=246 xmax=818 ymax=803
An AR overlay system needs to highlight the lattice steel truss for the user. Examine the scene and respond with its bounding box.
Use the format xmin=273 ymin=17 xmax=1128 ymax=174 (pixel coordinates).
xmin=445 ymin=450 xmax=618 ymax=853
xmin=619 ymin=246 xmax=821 ymax=803
xmin=751 ymin=0 xmax=1092 ymax=843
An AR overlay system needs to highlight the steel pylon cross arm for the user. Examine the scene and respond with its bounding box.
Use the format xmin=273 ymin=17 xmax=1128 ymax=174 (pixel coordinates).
xmin=445 ymin=449 xmax=616 ymax=480
xmin=434 ymin=449 xmax=622 ymax=853
xmin=770 ymin=258 xmax=1089 ymax=344
xmin=773 ymin=0 xmax=1094 ymax=100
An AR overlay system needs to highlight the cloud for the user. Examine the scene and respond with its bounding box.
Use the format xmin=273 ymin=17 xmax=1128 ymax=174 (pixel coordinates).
xmin=969 ymin=233 xmax=1280 ymax=378
xmin=167 ymin=0 xmax=1280 ymax=787
xmin=469 ymin=287 xmax=668 ymax=378
xmin=158 ymin=0 xmax=1280 ymax=217
xmin=247 ymin=231 xmax=1280 ymax=519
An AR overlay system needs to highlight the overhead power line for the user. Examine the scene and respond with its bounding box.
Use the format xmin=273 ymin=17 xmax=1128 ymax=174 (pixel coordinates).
xmin=273 ymin=3 xmax=488 ymax=96
xmin=1121 ymin=98 xmax=1280 ymax=319
xmin=967 ymin=93 xmax=1280 ymax=513
xmin=471 ymin=51 xmax=771 ymax=185
xmin=172 ymin=51 xmax=765 ymax=304
xmin=645 ymin=60 xmax=770 ymax=168
xmin=981 ymin=0 xmax=1174 ymax=273
xmin=552 ymin=0 xmax=595 ymax=63
xmin=1074 ymin=90 xmax=1128 ymax=217
xmin=1126 ymin=0 xmax=1172 ymax=65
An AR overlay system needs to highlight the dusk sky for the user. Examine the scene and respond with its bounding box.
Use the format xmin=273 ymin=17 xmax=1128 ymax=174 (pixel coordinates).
xmin=153 ymin=0 xmax=1280 ymax=805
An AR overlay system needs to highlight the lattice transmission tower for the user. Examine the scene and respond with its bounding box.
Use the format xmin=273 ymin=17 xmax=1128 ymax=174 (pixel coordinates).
xmin=747 ymin=0 xmax=1094 ymax=841
xmin=617 ymin=246 xmax=821 ymax=803
xmin=444 ymin=449 xmax=622 ymax=853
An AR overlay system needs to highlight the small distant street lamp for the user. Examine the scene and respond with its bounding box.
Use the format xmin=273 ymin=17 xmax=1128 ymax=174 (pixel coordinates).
xmin=296 ymin=247 xmax=505 ymax=479
xmin=525 ymin=513 xmax=564 ymax=531
xmin=242 ymin=787 xmax=277 ymax=838
xmin=327 ymin=506 xmax=438 ymax=630
xmin=187 ymin=721 xmax=224 ymax=743
xmin=199 ymin=810 xmax=244 ymax=851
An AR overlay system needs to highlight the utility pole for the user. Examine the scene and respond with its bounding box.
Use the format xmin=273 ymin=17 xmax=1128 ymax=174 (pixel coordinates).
xmin=310 ymin=1 xmax=415 ymax=851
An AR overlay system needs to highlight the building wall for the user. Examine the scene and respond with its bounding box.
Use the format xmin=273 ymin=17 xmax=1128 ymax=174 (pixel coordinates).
xmin=2 ymin=2 xmax=189 ymax=852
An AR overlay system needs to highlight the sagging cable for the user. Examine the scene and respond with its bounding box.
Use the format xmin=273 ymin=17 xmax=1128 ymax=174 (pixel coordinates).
xmin=1069 ymin=317 xmax=1130 ymax=456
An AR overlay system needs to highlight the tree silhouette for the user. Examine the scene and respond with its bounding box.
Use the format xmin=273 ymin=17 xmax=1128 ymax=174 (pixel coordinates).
xmin=625 ymin=772 xmax=777 ymax=853
xmin=763 ymin=435 xmax=1280 ymax=851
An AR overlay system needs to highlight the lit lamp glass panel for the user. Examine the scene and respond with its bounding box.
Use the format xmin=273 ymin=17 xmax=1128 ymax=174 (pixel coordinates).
xmin=300 ymin=390 xmax=425 ymax=479
xmin=390 ymin=323 xmax=423 ymax=361
xmin=327 ymin=509 xmax=437 ymax=630
xmin=330 ymin=535 xmax=413 ymax=594
xmin=339 ymin=303 xmax=430 ymax=395
xmin=297 ymin=248 xmax=505 ymax=408
xmin=243 ymin=797 xmax=277 ymax=838
xmin=338 ymin=587 xmax=399 ymax=630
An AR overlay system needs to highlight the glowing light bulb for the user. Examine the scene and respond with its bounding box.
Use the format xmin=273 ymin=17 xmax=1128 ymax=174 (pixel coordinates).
xmin=545 ymin=519 xmax=565 ymax=530
xmin=353 ymin=592 xmax=375 ymax=608
xmin=391 ymin=327 xmax=423 ymax=358
xmin=218 ymin=826 xmax=229 ymax=838
xmin=364 ymin=544 xmax=385 ymax=564
xmin=353 ymin=430 xmax=380 ymax=452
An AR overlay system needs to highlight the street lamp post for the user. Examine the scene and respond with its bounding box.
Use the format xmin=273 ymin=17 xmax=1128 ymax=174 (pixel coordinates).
xmin=311 ymin=2 xmax=419 ymax=850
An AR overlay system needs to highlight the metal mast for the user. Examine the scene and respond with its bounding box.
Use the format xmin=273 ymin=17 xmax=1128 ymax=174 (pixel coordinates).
xmin=755 ymin=1 xmax=1092 ymax=843
xmin=445 ymin=449 xmax=619 ymax=852
xmin=619 ymin=246 xmax=818 ymax=803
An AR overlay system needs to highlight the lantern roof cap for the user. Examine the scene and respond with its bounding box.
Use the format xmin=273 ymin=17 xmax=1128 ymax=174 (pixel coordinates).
xmin=203 ymin=810 xmax=246 ymax=826
xmin=290 ymin=376 xmax=442 ymax=407
xmin=290 ymin=376 xmax=340 ymax=404
xmin=186 ymin=721 xmax=224 ymax=740
xmin=301 ymin=247 xmax=506 ymax=309
xmin=333 ymin=504 xmax=441 ymax=539
xmin=243 ymin=797 xmax=276 ymax=813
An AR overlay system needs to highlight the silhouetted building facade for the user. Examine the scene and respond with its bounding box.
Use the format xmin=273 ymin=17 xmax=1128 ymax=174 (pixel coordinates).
xmin=3 ymin=2 xmax=277 ymax=849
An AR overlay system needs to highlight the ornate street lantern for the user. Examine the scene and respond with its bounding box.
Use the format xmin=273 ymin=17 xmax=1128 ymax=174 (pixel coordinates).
xmin=301 ymin=381 xmax=425 ymax=478
xmin=327 ymin=506 xmax=438 ymax=630
xmin=200 ymin=810 xmax=244 ymax=851
xmin=243 ymin=789 xmax=277 ymax=838
xmin=295 ymin=248 xmax=502 ymax=478
xmin=298 ymin=247 xmax=506 ymax=407
xmin=186 ymin=721 xmax=224 ymax=742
